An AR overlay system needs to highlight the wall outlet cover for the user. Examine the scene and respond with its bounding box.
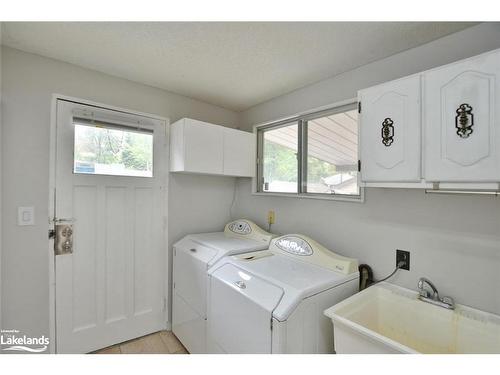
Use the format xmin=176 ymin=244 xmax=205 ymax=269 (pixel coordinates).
xmin=396 ymin=249 xmax=410 ymax=271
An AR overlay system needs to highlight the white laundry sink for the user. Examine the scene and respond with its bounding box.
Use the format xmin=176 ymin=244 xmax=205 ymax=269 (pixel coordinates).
xmin=324 ymin=282 xmax=500 ymax=354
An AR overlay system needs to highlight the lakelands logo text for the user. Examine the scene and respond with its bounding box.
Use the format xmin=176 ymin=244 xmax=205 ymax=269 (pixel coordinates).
xmin=1 ymin=329 xmax=49 ymax=353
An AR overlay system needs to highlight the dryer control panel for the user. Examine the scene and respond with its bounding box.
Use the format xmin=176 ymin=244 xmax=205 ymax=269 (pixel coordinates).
xmin=224 ymin=219 xmax=274 ymax=244
xmin=270 ymin=234 xmax=358 ymax=275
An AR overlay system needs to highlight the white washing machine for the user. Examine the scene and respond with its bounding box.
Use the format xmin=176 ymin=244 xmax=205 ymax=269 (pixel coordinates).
xmin=206 ymin=234 xmax=359 ymax=353
xmin=172 ymin=220 xmax=274 ymax=353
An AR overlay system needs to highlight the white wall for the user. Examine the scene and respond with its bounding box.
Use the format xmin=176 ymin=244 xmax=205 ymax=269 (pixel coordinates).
xmin=0 ymin=46 xmax=239 ymax=338
xmin=0 ymin=23 xmax=3 ymax=329
xmin=235 ymin=23 xmax=500 ymax=315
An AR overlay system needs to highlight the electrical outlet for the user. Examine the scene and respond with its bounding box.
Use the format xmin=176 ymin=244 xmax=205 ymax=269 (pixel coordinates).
xmin=396 ymin=249 xmax=410 ymax=271
xmin=267 ymin=210 xmax=275 ymax=225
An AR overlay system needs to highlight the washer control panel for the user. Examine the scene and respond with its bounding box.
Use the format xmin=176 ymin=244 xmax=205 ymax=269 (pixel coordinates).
xmin=275 ymin=236 xmax=313 ymax=256
xmin=270 ymin=234 xmax=358 ymax=275
xmin=224 ymin=219 xmax=274 ymax=244
xmin=227 ymin=220 xmax=252 ymax=235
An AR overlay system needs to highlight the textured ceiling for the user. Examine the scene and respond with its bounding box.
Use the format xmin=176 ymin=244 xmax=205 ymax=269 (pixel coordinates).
xmin=1 ymin=22 xmax=476 ymax=111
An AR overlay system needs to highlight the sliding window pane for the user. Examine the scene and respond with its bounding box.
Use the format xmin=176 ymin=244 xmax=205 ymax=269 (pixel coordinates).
xmin=306 ymin=109 xmax=359 ymax=195
xmin=74 ymin=123 xmax=153 ymax=177
xmin=262 ymin=123 xmax=298 ymax=193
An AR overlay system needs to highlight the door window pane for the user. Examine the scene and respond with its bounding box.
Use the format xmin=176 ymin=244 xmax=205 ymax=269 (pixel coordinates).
xmin=74 ymin=122 xmax=153 ymax=177
xmin=306 ymin=109 xmax=359 ymax=195
xmin=262 ymin=123 xmax=298 ymax=193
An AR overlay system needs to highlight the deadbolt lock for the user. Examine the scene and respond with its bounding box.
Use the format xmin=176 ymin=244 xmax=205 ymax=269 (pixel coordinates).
xmin=55 ymin=223 xmax=74 ymax=255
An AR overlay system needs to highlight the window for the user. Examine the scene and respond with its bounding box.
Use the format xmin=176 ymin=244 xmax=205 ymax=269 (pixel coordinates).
xmin=73 ymin=119 xmax=154 ymax=177
xmin=257 ymin=103 xmax=360 ymax=199
xmin=262 ymin=122 xmax=298 ymax=193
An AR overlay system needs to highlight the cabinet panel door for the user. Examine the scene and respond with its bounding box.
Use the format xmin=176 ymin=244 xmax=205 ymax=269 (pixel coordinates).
xmin=424 ymin=50 xmax=500 ymax=182
xmin=184 ymin=119 xmax=224 ymax=174
xmin=360 ymin=75 xmax=421 ymax=182
xmin=223 ymin=128 xmax=255 ymax=177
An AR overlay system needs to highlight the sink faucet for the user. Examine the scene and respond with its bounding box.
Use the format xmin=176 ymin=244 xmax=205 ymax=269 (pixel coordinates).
xmin=417 ymin=277 xmax=455 ymax=310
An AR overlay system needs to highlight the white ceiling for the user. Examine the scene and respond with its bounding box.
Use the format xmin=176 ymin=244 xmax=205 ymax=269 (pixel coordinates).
xmin=1 ymin=22 xmax=476 ymax=111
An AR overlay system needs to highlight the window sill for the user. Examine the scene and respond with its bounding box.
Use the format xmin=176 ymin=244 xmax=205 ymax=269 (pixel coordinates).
xmin=251 ymin=189 xmax=365 ymax=203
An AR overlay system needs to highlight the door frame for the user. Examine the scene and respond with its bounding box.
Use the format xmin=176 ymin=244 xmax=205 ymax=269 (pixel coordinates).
xmin=48 ymin=94 xmax=170 ymax=353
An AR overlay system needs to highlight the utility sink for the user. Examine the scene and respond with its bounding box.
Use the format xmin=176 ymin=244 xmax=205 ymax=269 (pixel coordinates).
xmin=324 ymin=282 xmax=500 ymax=354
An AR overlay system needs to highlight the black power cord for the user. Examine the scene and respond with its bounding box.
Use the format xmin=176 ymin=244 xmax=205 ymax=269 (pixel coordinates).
xmin=369 ymin=260 xmax=406 ymax=287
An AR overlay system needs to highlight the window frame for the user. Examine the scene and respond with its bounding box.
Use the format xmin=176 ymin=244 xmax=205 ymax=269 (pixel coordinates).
xmin=254 ymin=99 xmax=364 ymax=202
xmin=72 ymin=116 xmax=156 ymax=178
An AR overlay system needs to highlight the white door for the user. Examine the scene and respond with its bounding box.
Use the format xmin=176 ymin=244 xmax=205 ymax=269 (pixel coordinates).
xmin=53 ymin=100 xmax=167 ymax=353
xmin=359 ymin=75 xmax=421 ymax=182
xmin=424 ymin=49 xmax=500 ymax=182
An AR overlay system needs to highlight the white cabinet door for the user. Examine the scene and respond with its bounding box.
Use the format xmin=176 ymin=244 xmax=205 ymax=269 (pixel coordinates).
xmin=223 ymin=128 xmax=255 ymax=177
xmin=360 ymin=75 xmax=421 ymax=182
xmin=170 ymin=118 xmax=225 ymax=175
xmin=184 ymin=119 xmax=224 ymax=174
xmin=424 ymin=50 xmax=500 ymax=182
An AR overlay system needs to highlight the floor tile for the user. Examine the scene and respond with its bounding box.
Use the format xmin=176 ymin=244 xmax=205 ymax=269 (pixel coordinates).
xmin=94 ymin=345 xmax=121 ymax=354
xmin=159 ymin=331 xmax=185 ymax=353
xmin=173 ymin=347 xmax=189 ymax=354
xmin=120 ymin=333 xmax=170 ymax=354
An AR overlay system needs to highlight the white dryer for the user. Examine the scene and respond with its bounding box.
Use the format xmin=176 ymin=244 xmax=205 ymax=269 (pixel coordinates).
xmin=207 ymin=234 xmax=359 ymax=353
xmin=172 ymin=220 xmax=274 ymax=353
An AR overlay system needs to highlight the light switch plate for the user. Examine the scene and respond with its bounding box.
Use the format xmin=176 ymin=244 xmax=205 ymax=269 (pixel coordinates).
xmin=18 ymin=206 xmax=35 ymax=226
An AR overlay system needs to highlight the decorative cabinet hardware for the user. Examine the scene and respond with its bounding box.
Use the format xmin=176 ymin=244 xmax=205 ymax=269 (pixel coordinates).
xmin=381 ymin=118 xmax=395 ymax=147
xmin=455 ymin=103 xmax=474 ymax=138
xmin=54 ymin=223 xmax=74 ymax=255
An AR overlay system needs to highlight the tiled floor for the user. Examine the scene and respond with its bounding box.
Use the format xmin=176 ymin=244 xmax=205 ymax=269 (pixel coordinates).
xmin=92 ymin=331 xmax=188 ymax=354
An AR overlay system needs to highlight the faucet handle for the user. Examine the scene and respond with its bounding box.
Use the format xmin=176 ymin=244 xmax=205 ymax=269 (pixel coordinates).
xmin=441 ymin=296 xmax=455 ymax=307
xmin=419 ymin=289 xmax=430 ymax=298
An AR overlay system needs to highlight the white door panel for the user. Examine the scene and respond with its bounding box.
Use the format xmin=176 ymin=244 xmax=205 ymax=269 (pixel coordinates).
xmin=54 ymin=100 xmax=167 ymax=353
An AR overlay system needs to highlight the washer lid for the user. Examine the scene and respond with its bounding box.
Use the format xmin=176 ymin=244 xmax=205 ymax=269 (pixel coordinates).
xmin=186 ymin=232 xmax=269 ymax=266
xmin=214 ymin=250 xmax=358 ymax=321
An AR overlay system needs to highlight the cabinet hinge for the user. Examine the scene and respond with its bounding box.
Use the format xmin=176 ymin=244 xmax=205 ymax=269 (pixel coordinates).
xmin=358 ymin=102 xmax=362 ymax=113
xmin=270 ymin=319 xmax=273 ymax=331
xmin=173 ymin=282 xmax=176 ymax=289
xmin=358 ymin=160 xmax=361 ymax=172
xmin=163 ymin=297 xmax=167 ymax=312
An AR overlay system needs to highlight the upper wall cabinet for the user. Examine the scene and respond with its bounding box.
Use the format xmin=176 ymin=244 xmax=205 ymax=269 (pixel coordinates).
xmin=359 ymin=75 xmax=422 ymax=182
xmin=222 ymin=127 xmax=256 ymax=177
xmin=424 ymin=50 xmax=500 ymax=182
xmin=170 ymin=118 xmax=255 ymax=177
